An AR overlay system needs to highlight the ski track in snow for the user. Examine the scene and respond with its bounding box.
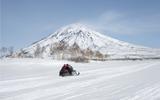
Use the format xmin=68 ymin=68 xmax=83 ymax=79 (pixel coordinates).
xmin=0 ymin=58 xmax=160 ymax=100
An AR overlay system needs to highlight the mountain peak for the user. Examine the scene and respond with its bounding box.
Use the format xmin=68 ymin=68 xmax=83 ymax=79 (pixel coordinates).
xmin=16 ymin=23 xmax=160 ymax=60
xmin=48 ymin=23 xmax=96 ymax=40
xmin=63 ymin=23 xmax=89 ymax=30
xmin=55 ymin=23 xmax=92 ymax=34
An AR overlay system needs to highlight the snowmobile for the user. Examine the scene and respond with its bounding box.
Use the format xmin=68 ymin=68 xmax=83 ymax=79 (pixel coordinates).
xmin=59 ymin=64 xmax=80 ymax=77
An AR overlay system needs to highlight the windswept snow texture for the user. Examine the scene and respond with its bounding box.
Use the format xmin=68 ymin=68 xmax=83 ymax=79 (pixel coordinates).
xmin=0 ymin=59 xmax=160 ymax=100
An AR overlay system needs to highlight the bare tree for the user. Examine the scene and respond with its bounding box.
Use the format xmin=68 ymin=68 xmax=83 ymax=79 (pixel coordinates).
xmin=83 ymin=48 xmax=94 ymax=59
xmin=0 ymin=47 xmax=14 ymax=57
xmin=34 ymin=44 xmax=42 ymax=58
xmin=95 ymin=51 xmax=104 ymax=60
xmin=50 ymin=44 xmax=55 ymax=55
xmin=8 ymin=46 xmax=14 ymax=56
xmin=0 ymin=47 xmax=7 ymax=57
xmin=1 ymin=47 xmax=7 ymax=53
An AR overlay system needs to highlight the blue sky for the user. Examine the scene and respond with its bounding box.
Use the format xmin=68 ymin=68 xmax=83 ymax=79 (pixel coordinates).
xmin=1 ymin=0 xmax=160 ymax=50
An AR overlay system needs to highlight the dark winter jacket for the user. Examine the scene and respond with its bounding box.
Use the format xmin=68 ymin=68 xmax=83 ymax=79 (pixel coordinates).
xmin=59 ymin=64 xmax=73 ymax=76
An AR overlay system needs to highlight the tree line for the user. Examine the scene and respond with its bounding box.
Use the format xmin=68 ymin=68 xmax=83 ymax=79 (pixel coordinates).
xmin=0 ymin=46 xmax=14 ymax=58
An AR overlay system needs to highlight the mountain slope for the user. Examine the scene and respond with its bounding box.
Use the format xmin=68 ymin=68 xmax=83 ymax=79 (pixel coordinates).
xmin=14 ymin=23 xmax=160 ymax=60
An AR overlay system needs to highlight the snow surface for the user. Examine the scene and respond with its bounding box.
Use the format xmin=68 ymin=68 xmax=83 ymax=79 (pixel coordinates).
xmin=0 ymin=58 xmax=160 ymax=100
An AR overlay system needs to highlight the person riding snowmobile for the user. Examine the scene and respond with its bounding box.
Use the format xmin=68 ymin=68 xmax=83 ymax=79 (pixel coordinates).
xmin=59 ymin=64 xmax=80 ymax=76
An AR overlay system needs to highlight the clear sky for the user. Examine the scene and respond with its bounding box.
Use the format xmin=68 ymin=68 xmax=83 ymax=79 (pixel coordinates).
xmin=1 ymin=0 xmax=160 ymax=50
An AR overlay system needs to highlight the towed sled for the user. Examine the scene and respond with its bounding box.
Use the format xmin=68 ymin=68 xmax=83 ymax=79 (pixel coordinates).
xmin=59 ymin=64 xmax=80 ymax=77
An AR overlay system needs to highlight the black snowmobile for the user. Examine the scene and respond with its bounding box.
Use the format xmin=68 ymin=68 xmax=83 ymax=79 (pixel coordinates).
xmin=59 ymin=64 xmax=80 ymax=77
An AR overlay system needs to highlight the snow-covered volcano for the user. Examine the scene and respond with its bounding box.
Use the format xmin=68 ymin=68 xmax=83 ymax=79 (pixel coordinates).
xmin=15 ymin=23 xmax=160 ymax=60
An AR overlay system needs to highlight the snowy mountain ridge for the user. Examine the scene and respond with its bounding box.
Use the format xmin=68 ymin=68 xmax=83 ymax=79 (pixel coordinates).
xmin=14 ymin=23 xmax=160 ymax=60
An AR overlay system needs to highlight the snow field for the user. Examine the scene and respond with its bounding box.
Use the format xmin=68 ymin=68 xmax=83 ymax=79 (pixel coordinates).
xmin=0 ymin=58 xmax=160 ymax=100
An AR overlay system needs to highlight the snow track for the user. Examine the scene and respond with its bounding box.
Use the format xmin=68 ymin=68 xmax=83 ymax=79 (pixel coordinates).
xmin=0 ymin=59 xmax=160 ymax=100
